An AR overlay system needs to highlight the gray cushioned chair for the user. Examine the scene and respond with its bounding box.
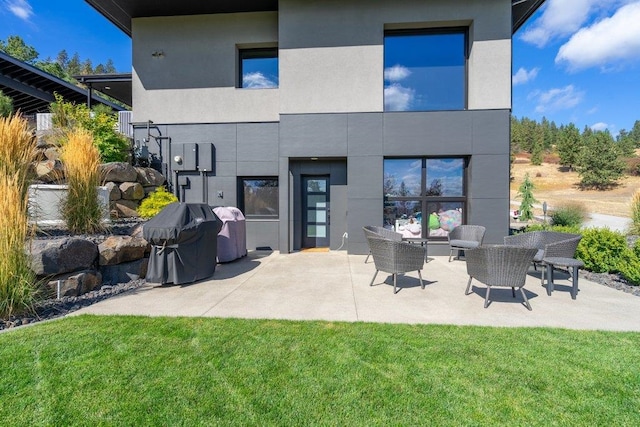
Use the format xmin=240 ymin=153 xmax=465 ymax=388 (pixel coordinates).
xmin=503 ymin=231 xmax=582 ymax=284
xmin=363 ymin=229 xmax=426 ymax=294
xmin=448 ymin=225 xmax=486 ymax=262
xmin=363 ymin=225 xmax=403 ymax=263
xmin=465 ymin=245 xmax=538 ymax=310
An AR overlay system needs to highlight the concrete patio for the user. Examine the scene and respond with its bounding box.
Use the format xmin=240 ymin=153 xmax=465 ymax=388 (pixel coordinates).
xmin=75 ymin=250 xmax=640 ymax=332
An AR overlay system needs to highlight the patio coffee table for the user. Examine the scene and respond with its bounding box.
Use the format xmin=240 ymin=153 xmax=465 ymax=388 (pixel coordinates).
xmin=543 ymin=257 xmax=584 ymax=300
xmin=403 ymin=237 xmax=429 ymax=262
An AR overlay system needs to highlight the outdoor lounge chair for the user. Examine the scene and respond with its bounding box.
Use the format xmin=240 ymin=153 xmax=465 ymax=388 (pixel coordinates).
xmin=363 ymin=225 xmax=403 ymax=263
xmin=448 ymin=225 xmax=486 ymax=262
xmin=465 ymin=245 xmax=538 ymax=310
xmin=363 ymin=232 xmax=426 ymax=294
xmin=503 ymin=231 xmax=582 ymax=284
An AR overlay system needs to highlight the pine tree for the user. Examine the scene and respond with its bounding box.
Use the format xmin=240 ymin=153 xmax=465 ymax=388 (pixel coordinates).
xmin=556 ymin=123 xmax=582 ymax=170
xmin=517 ymin=173 xmax=537 ymax=222
xmin=577 ymin=130 xmax=625 ymax=189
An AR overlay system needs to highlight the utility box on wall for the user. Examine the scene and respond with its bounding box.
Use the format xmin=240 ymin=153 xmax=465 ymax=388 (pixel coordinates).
xmin=172 ymin=143 xmax=198 ymax=171
xmin=198 ymin=143 xmax=215 ymax=172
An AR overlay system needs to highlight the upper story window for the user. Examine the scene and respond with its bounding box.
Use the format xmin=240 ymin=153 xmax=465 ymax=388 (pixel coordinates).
xmin=239 ymin=48 xmax=279 ymax=89
xmin=384 ymin=29 xmax=467 ymax=112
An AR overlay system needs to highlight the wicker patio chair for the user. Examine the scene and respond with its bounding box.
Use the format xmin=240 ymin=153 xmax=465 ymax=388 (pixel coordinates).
xmin=448 ymin=225 xmax=486 ymax=262
xmin=465 ymin=245 xmax=538 ymax=310
xmin=363 ymin=225 xmax=403 ymax=263
xmin=504 ymin=231 xmax=582 ymax=284
xmin=364 ymin=234 xmax=426 ymax=294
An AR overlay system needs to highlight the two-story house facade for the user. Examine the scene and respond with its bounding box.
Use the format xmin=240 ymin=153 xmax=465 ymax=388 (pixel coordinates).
xmin=88 ymin=0 xmax=545 ymax=254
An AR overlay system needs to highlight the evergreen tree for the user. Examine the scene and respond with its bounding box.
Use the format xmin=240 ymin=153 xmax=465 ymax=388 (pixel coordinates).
xmin=0 ymin=35 xmax=38 ymax=63
xmin=577 ymin=130 xmax=625 ymax=189
xmin=530 ymin=123 xmax=544 ymax=165
xmin=629 ymin=120 xmax=640 ymax=148
xmin=556 ymin=123 xmax=582 ymax=170
xmin=517 ymin=173 xmax=537 ymax=222
xmin=0 ymin=90 xmax=13 ymax=117
xmin=56 ymin=49 xmax=69 ymax=69
xmin=67 ymin=53 xmax=82 ymax=76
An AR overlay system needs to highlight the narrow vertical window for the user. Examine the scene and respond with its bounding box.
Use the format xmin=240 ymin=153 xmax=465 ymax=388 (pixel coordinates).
xmin=239 ymin=48 xmax=279 ymax=89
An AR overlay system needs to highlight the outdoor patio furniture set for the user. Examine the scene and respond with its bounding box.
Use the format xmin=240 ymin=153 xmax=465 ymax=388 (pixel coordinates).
xmin=363 ymin=226 xmax=583 ymax=310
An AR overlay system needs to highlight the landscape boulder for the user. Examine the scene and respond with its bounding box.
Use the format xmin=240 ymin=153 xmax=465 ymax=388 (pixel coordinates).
xmin=98 ymin=236 xmax=148 ymax=266
xmin=100 ymin=162 xmax=138 ymax=183
xmin=29 ymin=237 xmax=98 ymax=276
xmin=46 ymin=270 xmax=102 ymax=297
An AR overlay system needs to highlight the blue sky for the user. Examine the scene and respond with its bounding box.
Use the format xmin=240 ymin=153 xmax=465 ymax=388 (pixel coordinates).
xmin=0 ymin=0 xmax=130 ymax=72
xmin=513 ymin=0 xmax=640 ymax=135
xmin=1 ymin=0 xmax=639 ymax=134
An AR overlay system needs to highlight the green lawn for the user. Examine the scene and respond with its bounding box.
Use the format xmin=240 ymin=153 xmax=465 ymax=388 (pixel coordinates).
xmin=1 ymin=315 xmax=639 ymax=426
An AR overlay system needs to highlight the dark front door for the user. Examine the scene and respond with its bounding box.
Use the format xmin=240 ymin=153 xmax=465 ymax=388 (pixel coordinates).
xmin=302 ymin=176 xmax=330 ymax=248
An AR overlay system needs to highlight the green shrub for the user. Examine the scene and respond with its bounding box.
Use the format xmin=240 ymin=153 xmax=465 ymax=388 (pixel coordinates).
xmin=49 ymin=94 xmax=129 ymax=163
xmin=137 ymin=186 xmax=178 ymax=219
xmin=550 ymin=202 xmax=586 ymax=228
xmin=576 ymin=228 xmax=628 ymax=273
xmin=523 ymin=224 xmax=581 ymax=234
xmin=616 ymin=249 xmax=640 ymax=285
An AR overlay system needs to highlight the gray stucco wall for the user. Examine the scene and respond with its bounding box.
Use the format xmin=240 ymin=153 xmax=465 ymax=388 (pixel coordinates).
xmin=130 ymin=0 xmax=513 ymax=255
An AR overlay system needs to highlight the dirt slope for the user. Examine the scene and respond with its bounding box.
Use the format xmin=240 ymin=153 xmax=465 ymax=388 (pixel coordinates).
xmin=509 ymin=159 xmax=640 ymax=218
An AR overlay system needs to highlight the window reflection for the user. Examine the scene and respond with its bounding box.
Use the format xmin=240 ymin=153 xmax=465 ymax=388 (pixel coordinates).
xmin=242 ymin=178 xmax=279 ymax=217
xmin=384 ymin=30 xmax=466 ymax=111
xmin=383 ymin=159 xmax=421 ymax=197
xmin=383 ymin=158 xmax=466 ymax=239
xmin=239 ymin=48 xmax=279 ymax=89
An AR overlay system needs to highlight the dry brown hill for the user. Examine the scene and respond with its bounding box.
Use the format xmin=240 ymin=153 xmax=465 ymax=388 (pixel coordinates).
xmin=510 ymin=155 xmax=640 ymax=218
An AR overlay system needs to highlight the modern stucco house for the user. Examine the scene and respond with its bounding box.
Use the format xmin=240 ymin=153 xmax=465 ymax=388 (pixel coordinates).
xmin=87 ymin=0 xmax=545 ymax=255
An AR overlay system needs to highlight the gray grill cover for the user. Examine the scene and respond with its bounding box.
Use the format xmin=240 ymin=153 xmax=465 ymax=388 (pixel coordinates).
xmin=143 ymin=203 xmax=222 ymax=285
xmin=213 ymin=206 xmax=247 ymax=263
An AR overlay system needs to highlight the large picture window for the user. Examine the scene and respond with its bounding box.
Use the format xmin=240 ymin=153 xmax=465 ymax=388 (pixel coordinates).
xmin=384 ymin=29 xmax=467 ymax=112
xmin=383 ymin=158 xmax=467 ymax=239
xmin=240 ymin=178 xmax=279 ymax=218
xmin=238 ymin=48 xmax=279 ymax=89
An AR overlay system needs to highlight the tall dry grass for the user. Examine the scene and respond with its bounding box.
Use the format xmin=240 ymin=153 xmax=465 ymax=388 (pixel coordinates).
xmin=60 ymin=128 xmax=104 ymax=234
xmin=0 ymin=115 xmax=38 ymax=318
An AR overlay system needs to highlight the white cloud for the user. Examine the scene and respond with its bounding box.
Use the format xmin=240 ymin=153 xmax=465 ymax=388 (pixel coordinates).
xmin=512 ymin=67 xmax=540 ymax=85
xmin=555 ymin=2 xmax=640 ymax=71
xmin=532 ymin=85 xmax=584 ymax=113
xmin=242 ymin=72 xmax=277 ymax=89
xmin=5 ymin=0 xmax=33 ymax=21
xmin=519 ymin=0 xmax=637 ymax=48
xmin=590 ymin=122 xmax=609 ymax=131
xmin=384 ymin=65 xmax=411 ymax=82
xmin=384 ymin=84 xmax=415 ymax=111
xmin=520 ymin=0 xmax=595 ymax=47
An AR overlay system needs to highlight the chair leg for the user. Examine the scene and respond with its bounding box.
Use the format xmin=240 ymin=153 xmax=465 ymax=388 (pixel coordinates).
xmin=540 ymin=264 xmax=545 ymax=285
xmin=418 ymin=270 xmax=424 ymax=289
xmin=484 ymin=286 xmax=491 ymax=308
xmin=364 ymin=251 xmax=371 ymax=263
xmin=511 ymin=287 xmax=516 ymax=298
xmin=449 ymin=248 xmax=454 ymax=262
xmin=520 ymin=287 xmax=532 ymax=311
xmin=465 ymin=276 xmax=473 ymax=295
xmin=393 ymin=274 xmax=398 ymax=294
xmin=369 ymin=270 xmax=379 ymax=287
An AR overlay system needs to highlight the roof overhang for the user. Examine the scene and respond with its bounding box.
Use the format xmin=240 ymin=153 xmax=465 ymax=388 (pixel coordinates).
xmin=86 ymin=0 xmax=546 ymax=36
xmin=0 ymin=51 xmax=126 ymax=115
xmin=74 ymin=73 xmax=132 ymax=106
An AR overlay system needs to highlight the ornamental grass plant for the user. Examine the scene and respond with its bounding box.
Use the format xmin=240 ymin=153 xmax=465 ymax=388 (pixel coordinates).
xmin=0 ymin=114 xmax=38 ymax=318
xmin=629 ymin=189 xmax=640 ymax=236
xmin=60 ymin=128 xmax=104 ymax=234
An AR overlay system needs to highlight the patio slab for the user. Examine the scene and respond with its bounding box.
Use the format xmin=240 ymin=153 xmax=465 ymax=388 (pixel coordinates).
xmin=74 ymin=250 xmax=640 ymax=331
